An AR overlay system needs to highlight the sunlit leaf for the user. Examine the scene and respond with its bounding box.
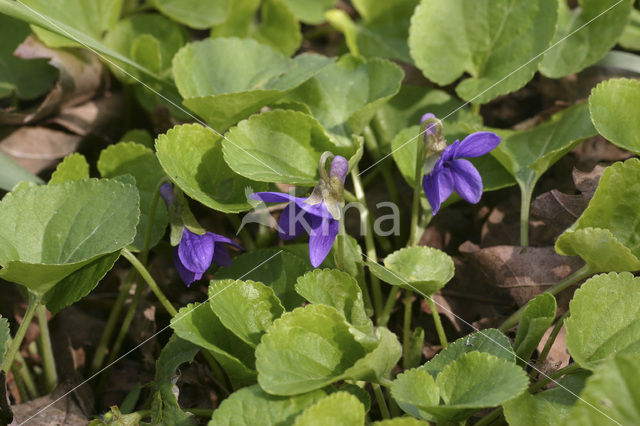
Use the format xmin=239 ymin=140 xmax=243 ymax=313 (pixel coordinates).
xmin=293 ymin=392 xmax=365 ymax=426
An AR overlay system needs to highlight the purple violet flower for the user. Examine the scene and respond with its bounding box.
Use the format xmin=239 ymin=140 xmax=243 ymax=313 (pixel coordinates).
xmin=421 ymin=123 xmax=500 ymax=215
xmin=250 ymin=155 xmax=349 ymax=268
xmin=160 ymin=183 xmax=243 ymax=286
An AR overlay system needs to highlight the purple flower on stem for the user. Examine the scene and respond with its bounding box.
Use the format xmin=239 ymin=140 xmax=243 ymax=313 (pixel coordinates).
xmin=422 ymin=125 xmax=500 ymax=215
xmin=250 ymin=155 xmax=348 ymax=268
xmin=160 ymin=183 xmax=243 ymax=286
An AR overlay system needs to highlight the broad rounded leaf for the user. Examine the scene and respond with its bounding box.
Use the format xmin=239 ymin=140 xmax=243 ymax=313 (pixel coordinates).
xmin=153 ymin=0 xmax=230 ymax=29
xmin=556 ymin=159 xmax=640 ymax=272
xmin=565 ymin=272 xmax=640 ymax=370
xmin=171 ymin=303 xmax=257 ymax=387
xmin=589 ymin=78 xmax=640 ymax=155
xmin=0 ymin=179 xmax=139 ymax=294
xmin=343 ymin=327 xmax=402 ymax=384
xmin=256 ymin=304 xmax=369 ymax=395
xmin=49 ymin=153 xmax=89 ymax=184
xmin=567 ymin=353 xmax=640 ymax=425
xmin=284 ymin=0 xmax=336 ymax=24
xmin=172 ymin=38 xmax=332 ymax=130
xmin=213 ymin=247 xmax=311 ymax=310
xmin=409 ymin=0 xmax=557 ymax=104
xmin=421 ymin=329 xmax=515 ymax=378
xmin=209 ymin=279 xmax=285 ymax=347
xmin=293 ymin=392 xmax=365 ymax=426
xmin=368 ymin=246 xmax=454 ymax=296
xmin=223 ymin=110 xmax=355 ymax=186
xmin=391 ymin=369 xmax=439 ymax=421
xmin=540 ymin=0 xmax=634 ymax=78
xmin=98 ymin=142 xmax=168 ymax=251
xmin=209 ymin=384 xmax=329 ymax=426
xmin=514 ymin=293 xmax=557 ymax=363
xmin=295 ymin=268 xmax=373 ymax=336
xmin=156 ymin=123 xmax=268 ymax=213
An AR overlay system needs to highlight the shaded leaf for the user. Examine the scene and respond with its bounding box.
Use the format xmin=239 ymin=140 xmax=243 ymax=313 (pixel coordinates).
xmin=293 ymin=392 xmax=365 ymax=426
xmin=514 ymin=293 xmax=557 ymax=363
xmin=153 ymin=0 xmax=230 ymax=29
xmin=283 ymin=0 xmax=336 ymax=24
xmin=209 ymin=279 xmax=285 ymax=347
xmin=619 ymin=8 xmax=640 ymax=51
xmin=0 ymin=150 xmax=43 ymax=191
xmin=565 ymin=272 xmax=640 ymax=370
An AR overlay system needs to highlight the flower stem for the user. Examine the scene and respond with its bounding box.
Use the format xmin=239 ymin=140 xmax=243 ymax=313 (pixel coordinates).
xmin=402 ymin=290 xmax=413 ymax=369
xmin=372 ymin=383 xmax=390 ymax=419
xmin=534 ymin=311 xmax=570 ymax=377
xmin=474 ymin=407 xmax=503 ymax=426
xmin=519 ymin=184 xmax=534 ymax=247
xmin=408 ymin=140 xmax=425 ymax=247
xmin=529 ymin=363 xmax=581 ymax=393
xmin=121 ymin=248 xmax=177 ymax=317
xmin=351 ymin=166 xmax=384 ymax=322
xmin=10 ymin=344 xmax=38 ymax=398
xmin=187 ymin=408 xmax=215 ymax=417
xmin=499 ymin=265 xmax=592 ymax=332
xmin=428 ymin=298 xmax=448 ymax=349
xmin=379 ymin=287 xmax=400 ymax=327
xmin=470 ymin=103 xmax=481 ymax=116
xmin=1 ymin=293 xmax=40 ymax=374
xmin=36 ymin=305 xmax=57 ymax=392
xmin=335 ymin=202 xmax=346 ymax=271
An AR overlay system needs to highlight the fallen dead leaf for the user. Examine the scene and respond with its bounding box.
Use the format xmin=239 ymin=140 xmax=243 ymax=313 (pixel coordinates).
xmin=10 ymin=386 xmax=87 ymax=425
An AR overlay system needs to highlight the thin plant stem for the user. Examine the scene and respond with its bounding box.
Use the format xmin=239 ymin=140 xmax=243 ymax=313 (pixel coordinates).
xmin=379 ymin=287 xmax=400 ymax=327
xmin=475 ymin=407 xmax=504 ymax=426
xmin=534 ymin=310 xmax=570 ymax=378
xmin=372 ymin=384 xmax=390 ymax=419
xmin=386 ymin=388 xmax=401 ymax=418
xmin=187 ymin=408 xmax=215 ymax=417
xmin=36 ymin=305 xmax=57 ymax=392
xmin=335 ymin=202 xmax=346 ymax=271
xmin=428 ymin=298 xmax=448 ymax=348
xmin=402 ymin=290 xmax=414 ymax=369
xmin=470 ymin=103 xmax=481 ymax=116
xmin=121 ymin=248 xmax=177 ymax=317
xmin=1 ymin=293 xmax=40 ymax=374
xmin=519 ymin=184 xmax=534 ymax=247
xmin=407 ymin=131 xmax=425 ymax=247
xmin=529 ymin=363 xmax=581 ymax=393
xmin=499 ymin=265 xmax=592 ymax=332
xmin=10 ymin=345 xmax=38 ymax=398
xmin=351 ymin=166 xmax=384 ymax=322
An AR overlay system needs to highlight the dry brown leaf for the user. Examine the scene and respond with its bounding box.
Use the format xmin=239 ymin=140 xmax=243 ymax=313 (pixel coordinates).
xmin=10 ymin=387 xmax=87 ymax=425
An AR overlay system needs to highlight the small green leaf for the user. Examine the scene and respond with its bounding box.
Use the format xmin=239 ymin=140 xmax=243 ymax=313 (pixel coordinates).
xmin=619 ymin=8 xmax=640 ymax=51
xmin=338 ymin=384 xmax=371 ymax=413
xmin=49 ymin=153 xmax=89 ymax=185
xmin=540 ymin=0 xmax=634 ymax=78
xmin=556 ymin=159 xmax=640 ymax=272
xmin=283 ymin=0 xmax=336 ymax=24
xmin=421 ymin=329 xmax=515 ymax=378
xmin=209 ymin=385 xmax=330 ymax=426
xmin=567 ymin=353 xmax=640 ymax=425
xmin=327 ymin=0 xmax=419 ymax=63
xmin=295 ymin=269 xmax=373 ymax=336
xmin=503 ymin=372 xmax=588 ymax=426
xmin=368 ymin=246 xmax=454 ymax=296
xmin=514 ymin=293 xmax=557 ymax=364
xmin=589 ymin=78 xmax=640 ymax=155
xmin=151 ymin=335 xmax=198 ymax=425
xmin=0 ymin=179 xmax=139 ymax=295
xmin=103 ymin=13 xmax=187 ymax=82
xmin=0 ymin=13 xmax=57 ymax=100
xmin=171 ymin=303 xmax=257 ymax=387
xmin=98 ymin=142 xmax=168 ymax=251
xmin=565 ymin=272 xmax=640 ymax=370
xmin=293 ymin=392 xmax=365 ymax=426
xmin=156 ymin=123 xmax=268 ymax=213
xmin=391 ymin=368 xmax=440 ymax=421
xmin=213 ymin=247 xmax=311 ymax=310
xmin=223 ymin=109 xmax=356 ymax=186
xmin=285 ymin=55 xmax=404 ymax=143
xmin=256 ymin=304 xmax=380 ymax=395
xmin=332 ymin=235 xmax=367 ymax=308
xmin=372 ymin=419 xmax=430 ymax=426
xmin=0 ymin=315 xmax=9 ymax=361
xmin=409 ymin=0 xmax=557 ymax=104
xmin=406 ymin=327 xmax=425 ymax=369
xmin=342 ymin=327 xmax=402 ymax=384
xmin=209 ymin=279 xmax=285 ymax=347
xmin=153 ymin=0 xmax=230 ymax=29
xmin=172 ymin=38 xmax=332 ymax=130
xmin=120 ymin=129 xmax=153 ymax=149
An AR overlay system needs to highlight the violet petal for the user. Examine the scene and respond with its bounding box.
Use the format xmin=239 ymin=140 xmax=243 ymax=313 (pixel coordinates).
xmin=210 ymin=233 xmax=243 ymax=251
xmin=211 ymin=242 xmax=232 ymax=267
xmin=173 ymin=247 xmax=202 ymax=286
xmin=250 ymin=191 xmax=297 ymax=203
xmin=308 ymin=214 xmax=339 ymax=268
xmin=177 ymin=229 xmax=214 ymax=274
xmin=455 ymin=131 xmax=501 ymax=158
xmin=423 ymin=167 xmax=454 ymax=215
xmin=277 ymin=203 xmax=308 ymax=240
xmin=449 ymin=159 xmax=483 ymax=203
xmin=330 ymin=155 xmax=349 ymax=183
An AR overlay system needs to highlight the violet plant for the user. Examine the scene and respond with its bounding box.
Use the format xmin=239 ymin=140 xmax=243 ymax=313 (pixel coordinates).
xmin=0 ymin=1 xmax=639 ymax=425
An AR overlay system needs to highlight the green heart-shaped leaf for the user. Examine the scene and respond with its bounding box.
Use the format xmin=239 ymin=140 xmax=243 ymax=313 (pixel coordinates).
xmin=589 ymin=78 xmax=640 ymax=155
xmin=153 ymin=0 xmax=230 ymax=29
xmin=293 ymin=392 xmax=365 ymax=426
xmin=368 ymin=246 xmax=454 ymax=296
xmin=556 ymin=159 xmax=640 ymax=272
xmin=98 ymin=142 xmax=168 ymax=251
xmin=156 ymin=123 xmax=268 ymax=213
xmin=49 ymin=153 xmax=89 ymax=185
xmin=210 ymin=384 xmax=330 ymax=426
xmin=0 ymin=179 xmax=139 ymax=295
xmin=409 ymin=0 xmax=557 ymax=104
xmin=295 ymin=268 xmax=373 ymax=336
xmin=223 ymin=109 xmax=356 ymax=186
xmin=170 ymin=303 xmax=257 ymax=387
xmin=209 ymin=279 xmax=285 ymax=347
xmin=421 ymin=329 xmax=515 ymax=378
xmin=565 ymin=272 xmax=640 ymax=370
xmin=172 ymin=38 xmax=332 ymax=130
xmin=514 ymin=293 xmax=556 ymax=364
xmin=540 ymin=0 xmax=634 ymax=78
xmin=342 ymin=326 xmax=402 ymax=384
